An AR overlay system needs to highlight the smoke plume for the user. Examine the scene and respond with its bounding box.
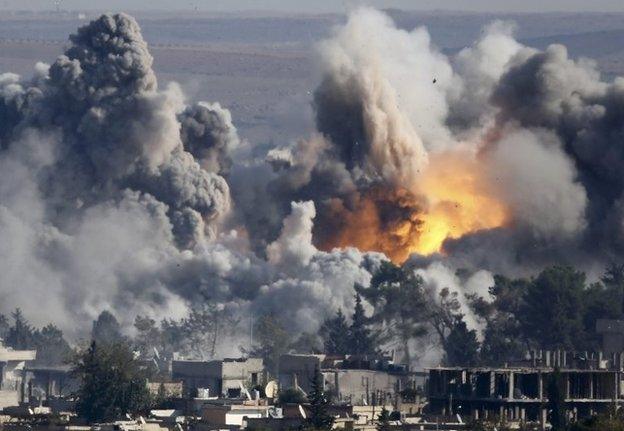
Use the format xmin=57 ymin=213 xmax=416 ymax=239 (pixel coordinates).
xmin=3 ymin=7 xmax=624 ymax=364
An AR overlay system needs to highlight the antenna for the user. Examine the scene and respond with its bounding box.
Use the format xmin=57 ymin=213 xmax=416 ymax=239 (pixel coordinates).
xmin=298 ymin=404 xmax=307 ymax=419
xmin=239 ymin=381 xmax=252 ymax=400
xmin=249 ymin=314 xmax=253 ymax=350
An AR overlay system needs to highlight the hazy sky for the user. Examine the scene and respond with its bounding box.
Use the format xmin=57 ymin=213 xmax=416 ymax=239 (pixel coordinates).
xmin=3 ymin=0 xmax=624 ymax=13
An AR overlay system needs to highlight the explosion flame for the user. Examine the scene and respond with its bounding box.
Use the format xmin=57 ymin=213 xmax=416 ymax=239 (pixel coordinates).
xmin=319 ymin=151 xmax=510 ymax=263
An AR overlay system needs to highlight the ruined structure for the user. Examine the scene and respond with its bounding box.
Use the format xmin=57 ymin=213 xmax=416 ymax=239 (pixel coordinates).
xmin=0 ymin=343 xmax=36 ymax=409
xmin=428 ymin=351 xmax=624 ymax=425
xmin=278 ymin=354 xmax=414 ymax=406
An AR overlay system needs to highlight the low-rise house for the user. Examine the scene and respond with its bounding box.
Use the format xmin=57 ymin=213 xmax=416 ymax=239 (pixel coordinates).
xmin=0 ymin=342 xmax=36 ymax=409
xmin=21 ymin=365 xmax=77 ymax=402
xmin=278 ymin=354 xmax=409 ymax=406
xmin=172 ymin=357 xmax=263 ymax=398
xmin=202 ymin=402 xmax=276 ymax=427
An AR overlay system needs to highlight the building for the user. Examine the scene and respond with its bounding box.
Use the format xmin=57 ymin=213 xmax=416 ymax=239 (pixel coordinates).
xmin=21 ymin=365 xmax=78 ymax=402
xmin=278 ymin=354 xmax=410 ymax=406
xmin=0 ymin=342 xmax=36 ymax=409
xmin=172 ymin=357 xmax=263 ymax=398
xmin=428 ymin=364 xmax=622 ymax=426
xmin=202 ymin=402 xmax=278 ymax=427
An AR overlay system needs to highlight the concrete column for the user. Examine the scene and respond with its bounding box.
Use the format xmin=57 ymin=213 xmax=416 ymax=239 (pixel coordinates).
xmin=489 ymin=372 xmax=495 ymax=397
xmin=565 ymin=373 xmax=570 ymax=399
xmin=589 ymin=373 xmax=594 ymax=399
xmin=538 ymin=373 xmax=544 ymax=400
xmin=508 ymin=372 xmax=514 ymax=399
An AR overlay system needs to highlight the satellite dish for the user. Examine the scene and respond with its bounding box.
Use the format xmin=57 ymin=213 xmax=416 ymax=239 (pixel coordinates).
xmin=265 ymin=380 xmax=279 ymax=398
xmin=298 ymin=404 xmax=307 ymax=419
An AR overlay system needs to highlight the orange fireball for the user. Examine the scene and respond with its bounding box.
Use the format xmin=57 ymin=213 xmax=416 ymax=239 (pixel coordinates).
xmin=317 ymin=150 xmax=509 ymax=264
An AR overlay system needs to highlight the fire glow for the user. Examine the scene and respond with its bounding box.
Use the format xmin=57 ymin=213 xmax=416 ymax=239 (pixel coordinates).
xmin=319 ymin=151 xmax=510 ymax=263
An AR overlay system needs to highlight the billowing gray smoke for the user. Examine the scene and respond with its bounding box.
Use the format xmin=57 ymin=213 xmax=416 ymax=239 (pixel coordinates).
xmin=256 ymin=8 xmax=624 ymax=278
xmin=0 ymin=13 xmax=385 ymax=353
xmin=4 ymin=8 xmax=624 ymax=364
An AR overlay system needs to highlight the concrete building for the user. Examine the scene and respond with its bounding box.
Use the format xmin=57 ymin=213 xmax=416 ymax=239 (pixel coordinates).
xmin=278 ymin=354 xmax=410 ymax=406
xmin=172 ymin=357 xmax=263 ymax=398
xmin=202 ymin=402 xmax=278 ymax=427
xmin=428 ymin=365 xmax=622 ymax=426
xmin=0 ymin=342 xmax=36 ymax=409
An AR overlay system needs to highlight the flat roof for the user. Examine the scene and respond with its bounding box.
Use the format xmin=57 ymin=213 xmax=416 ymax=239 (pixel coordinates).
xmin=427 ymin=366 xmax=619 ymax=373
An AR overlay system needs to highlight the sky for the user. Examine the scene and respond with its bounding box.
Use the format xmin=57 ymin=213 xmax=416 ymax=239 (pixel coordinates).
xmin=2 ymin=0 xmax=624 ymax=13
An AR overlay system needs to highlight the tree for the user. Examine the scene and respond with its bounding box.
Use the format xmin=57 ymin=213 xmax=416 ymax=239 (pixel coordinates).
xmin=601 ymin=262 xmax=624 ymax=316
xmin=159 ymin=319 xmax=187 ymax=359
xmin=291 ymin=332 xmax=323 ymax=354
xmin=73 ymin=341 xmax=152 ymax=423
xmin=91 ymin=311 xmax=124 ymax=345
xmin=474 ymin=275 xmax=529 ymax=365
xmin=361 ymin=261 xmax=428 ymax=364
xmin=547 ymin=368 xmax=567 ymax=431
xmin=305 ymin=367 xmax=334 ymax=430
xmin=443 ymin=316 xmax=480 ymax=366
xmin=247 ymin=314 xmax=292 ymax=376
xmin=6 ymin=308 xmax=35 ymax=350
xmin=320 ymin=309 xmax=350 ymax=355
xmin=134 ymin=316 xmax=161 ymax=359
xmin=349 ymin=293 xmax=377 ymax=355
xmin=179 ymin=304 xmax=239 ymax=360
xmin=277 ymin=388 xmax=306 ymax=405
xmin=428 ymin=287 xmax=464 ymax=358
xmin=33 ymin=324 xmax=73 ymax=366
xmin=0 ymin=314 xmax=9 ymax=342
xmin=520 ymin=266 xmax=586 ymax=350
xmin=581 ymin=281 xmax=622 ymax=350
xmin=377 ymin=406 xmax=391 ymax=431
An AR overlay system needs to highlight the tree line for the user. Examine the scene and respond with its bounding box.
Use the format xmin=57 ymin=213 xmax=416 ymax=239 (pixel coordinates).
xmin=318 ymin=262 xmax=624 ymax=367
xmin=245 ymin=261 xmax=624 ymax=369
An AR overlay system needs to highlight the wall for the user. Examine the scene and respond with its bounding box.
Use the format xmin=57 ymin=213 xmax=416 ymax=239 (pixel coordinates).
xmin=278 ymin=354 xmax=324 ymax=394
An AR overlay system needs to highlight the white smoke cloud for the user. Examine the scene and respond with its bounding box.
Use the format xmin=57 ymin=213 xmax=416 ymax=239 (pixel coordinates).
xmin=267 ymin=201 xmax=317 ymax=268
xmin=450 ymin=20 xmax=524 ymax=130
xmin=415 ymin=261 xmax=493 ymax=337
xmin=485 ymin=127 xmax=587 ymax=238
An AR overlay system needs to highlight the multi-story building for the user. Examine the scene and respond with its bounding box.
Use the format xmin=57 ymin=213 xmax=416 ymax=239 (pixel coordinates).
xmin=428 ymin=351 xmax=624 ymax=426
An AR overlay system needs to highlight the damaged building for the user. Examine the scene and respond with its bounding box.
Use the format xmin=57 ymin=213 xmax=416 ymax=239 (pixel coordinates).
xmin=428 ymin=350 xmax=624 ymax=425
xmin=278 ymin=354 xmax=417 ymax=406
xmin=0 ymin=342 xmax=36 ymax=409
